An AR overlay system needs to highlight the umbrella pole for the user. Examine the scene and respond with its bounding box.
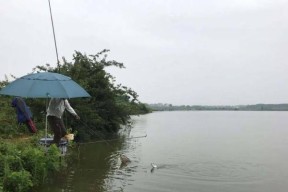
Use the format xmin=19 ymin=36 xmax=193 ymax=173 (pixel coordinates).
xmin=45 ymin=114 xmax=48 ymax=146
xmin=45 ymin=98 xmax=48 ymax=147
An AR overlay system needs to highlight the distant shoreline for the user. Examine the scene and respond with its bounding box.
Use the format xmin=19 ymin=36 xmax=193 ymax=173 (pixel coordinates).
xmin=147 ymin=103 xmax=288 ymax=111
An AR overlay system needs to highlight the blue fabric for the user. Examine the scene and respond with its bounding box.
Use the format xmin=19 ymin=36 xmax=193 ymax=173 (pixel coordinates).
xmin=12 ymin=97 xmax=32 ymax=123
xmin=0 ymin=72 xmax=90 ymax=98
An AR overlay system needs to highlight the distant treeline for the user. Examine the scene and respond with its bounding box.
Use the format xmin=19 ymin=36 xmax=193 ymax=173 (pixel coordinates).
xmin=147 ymin=103 xmax=288 ymax=111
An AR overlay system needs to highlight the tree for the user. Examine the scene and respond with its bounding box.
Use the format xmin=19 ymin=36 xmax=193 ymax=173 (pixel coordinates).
xmin=32 ymin=50 xmax=150 ymax=140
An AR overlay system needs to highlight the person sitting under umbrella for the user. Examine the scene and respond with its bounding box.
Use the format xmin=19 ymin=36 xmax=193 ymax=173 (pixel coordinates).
xmin=47 ymin=98 xmax=80 ymax=146
xmin=11 ymin=97 xmax=37 ymax=133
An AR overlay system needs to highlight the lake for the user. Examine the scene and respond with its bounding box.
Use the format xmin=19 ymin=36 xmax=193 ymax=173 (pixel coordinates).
xmin=39 ymin=111 xmax=288 ymax=192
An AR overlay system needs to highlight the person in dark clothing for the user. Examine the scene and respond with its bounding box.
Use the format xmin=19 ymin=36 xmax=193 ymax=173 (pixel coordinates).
xmin=11 ymin=97 xmax=37 ymax=133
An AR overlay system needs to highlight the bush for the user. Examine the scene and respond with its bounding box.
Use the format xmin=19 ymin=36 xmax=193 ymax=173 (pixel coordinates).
xmin=21 ymin=147 xmax=47 ymax=185
xmin=0 ymin=140 xmax=64 ymax=192
xmin=3 ymin=170 xmax=33 ymax=192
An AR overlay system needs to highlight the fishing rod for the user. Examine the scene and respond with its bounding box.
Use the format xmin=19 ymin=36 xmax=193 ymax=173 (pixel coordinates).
xmin=75 ymin=119 xmax=147 ymax=164
xmin=77 ymin=119 xmax=121 ymax=147
xmin=47 ymin=0 xmax=60 ymax=72
xmin=77 ymin=134 xmax=148 ymax=145
xmin=77 ymin=119 xmax=147 ymax=145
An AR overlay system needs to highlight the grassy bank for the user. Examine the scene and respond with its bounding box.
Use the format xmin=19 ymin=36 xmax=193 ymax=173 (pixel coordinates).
xmin=0 ymin=134 xmax=67 ymax=192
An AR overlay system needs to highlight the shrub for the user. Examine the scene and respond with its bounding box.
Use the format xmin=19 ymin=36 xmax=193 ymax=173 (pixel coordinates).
xmin=0 ymin=140 xmax=65 ymax=192
xmin=3 ymin=170 xmax=33 ymax=192
xmin=21 ymin=147 xmax=47 ymax=185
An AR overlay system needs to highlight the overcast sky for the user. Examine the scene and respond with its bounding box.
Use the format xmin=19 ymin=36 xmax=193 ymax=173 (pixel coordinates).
xmin=1 ymin=0 xmax=288 ymax=105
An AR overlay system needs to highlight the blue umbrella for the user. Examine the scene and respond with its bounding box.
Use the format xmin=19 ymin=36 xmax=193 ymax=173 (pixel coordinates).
xmin=0 ymin=72 xmax=90 ymax=98
xmin=0 ymin=72 xmax=90 ymax=147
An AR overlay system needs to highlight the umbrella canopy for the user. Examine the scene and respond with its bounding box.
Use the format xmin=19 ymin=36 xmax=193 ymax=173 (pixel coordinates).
xmin=0 ymin=72 xmax=90 ymax=98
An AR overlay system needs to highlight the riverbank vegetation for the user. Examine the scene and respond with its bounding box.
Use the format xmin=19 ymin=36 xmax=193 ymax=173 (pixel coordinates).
xmin=0 ymin=50 xmax=151 ymax=191
xmin=0 ymin=139 xmax=65 ymax=192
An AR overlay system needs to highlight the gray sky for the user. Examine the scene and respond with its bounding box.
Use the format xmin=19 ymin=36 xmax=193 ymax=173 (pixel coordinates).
xmin=1 ymin=0 xmax=288 ymax=105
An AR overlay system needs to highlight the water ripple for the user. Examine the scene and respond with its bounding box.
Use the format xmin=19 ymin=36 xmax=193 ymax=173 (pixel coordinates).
xmin=176 ymin=161 xmax=274 ymax=183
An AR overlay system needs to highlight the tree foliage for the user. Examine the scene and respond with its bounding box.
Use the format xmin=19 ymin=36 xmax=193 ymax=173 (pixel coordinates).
xmin=32 ymin=50 xmax=150 ymax=140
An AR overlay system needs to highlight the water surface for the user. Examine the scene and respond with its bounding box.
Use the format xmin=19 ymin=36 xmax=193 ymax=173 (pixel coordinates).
xmin=40 ymin=111 xmax=288 ymax=192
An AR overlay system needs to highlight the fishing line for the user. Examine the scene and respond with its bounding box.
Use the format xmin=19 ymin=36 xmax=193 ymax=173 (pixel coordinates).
xmin=76 ymin=119 xmax=147 ymax=145
xmin=73 ymin=119 xmax=147 ymax=165
xmin=73 ymin=119 xmax=120 ymax=162
xmin=76 ymin=119 xmax=119 ymax=148
xmin=78 ymin=119 xmax=111 ymax=139
xmin=77 ymin=134 xmax=147 ymax=145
